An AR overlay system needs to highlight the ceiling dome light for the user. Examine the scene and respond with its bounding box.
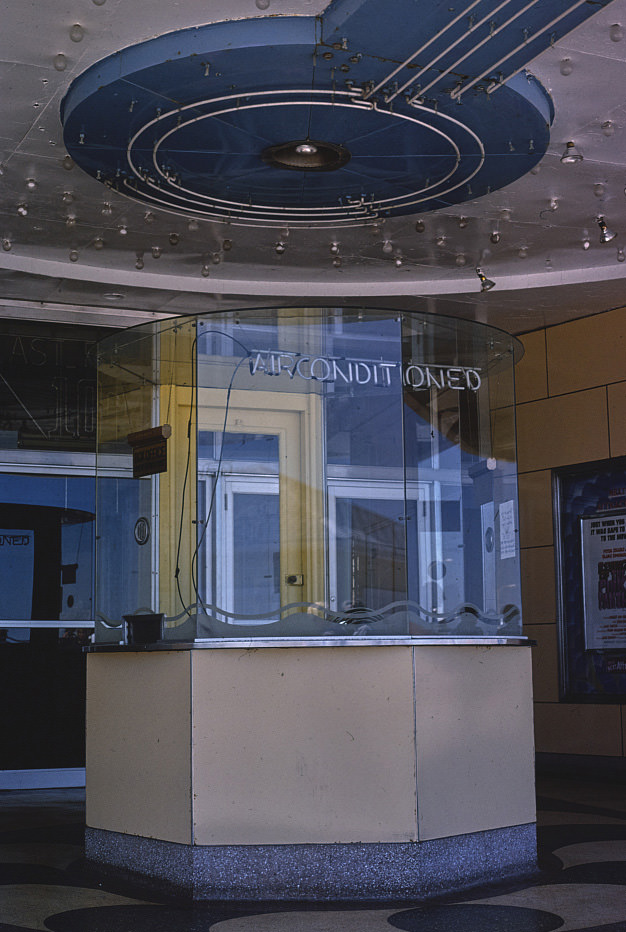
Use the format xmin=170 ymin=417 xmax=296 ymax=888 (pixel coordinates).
xmin=69 ymin=249 xmax=79 ymax=262
xmin=152 ymin=246 xmax=161 ymax=258
xmin=17 ymin=204 xmax=28 ymax=217
xmin=169 ymin=232 xmax=180 ymax=246
xmin=490 ymin=230 xmax=500 ymax=244
xmin=598 ymin=216 xmax=617 ymax=243
xmin=222 ymin=238 xmax=232 ymax=251
xmin=382 ymin=240 xmax=393 ymax=254
xmin=212 ymin=252 xmax=221 ymax=264
xmin=458 ymin=216 xmax=469 ymax=229
xmin=559 ymin=58 xmax=573 ymax=76
xmin=415 ymin=220 xmax=425 ymax=233
xmin=330 ymin=241 xmax=340 ymax=255
xmin=118 ymin=224 xmax=128 ymax=235
xmin=26 ymin=178 xmax=37 ymax=191
xmin=476 ymin=268 xmax=495 ymax=292
xmin=618 ymin=248 xmax=625 ymax=262
xmin=333 ymin=255 xmax=342 ymax=268
xmin=602 ymin=121 xmax=615 ymax=137
xmin=93 ymin=236 xmax=104 ymax=249
xmin=135 ymin=252 xmax=144 ymax=270
xmin=274 ymin=241 xmax=286 ymax=255
xmin=582 ymin=236 xmax=590 ymax=250
xmin=610 ymin=23 xmax=624 ymax=41
xmin=54 ymin=53 xmax=67 ymax=72
xmin=69 ymin=24 xmax=84 ymax=42
xmin=2 ymin=239 xmax=12 ymax=252
xmin=62 ymin=155 xmax=74 ymax=170
xmin=455 ymin=253 xmax=467 ymax=266
xmin=518 ymin=246 xmax=528 ymax=258
xmin=256 ymin=0 xmax=270 ymax=8
xmin=560 ymin=141 xmax=583 ymax=164
xmin=201 ymin=263 xmax=210 ymax=277
xmin=394 ymin=255 xmax=403 ymax=267
xmin=262 ymin=139 xmax=350 ymax=172
xmin=594 ymin=183 xmax=605 ymax=198
xmin=188 ymin=219 xmax=199 ymax=232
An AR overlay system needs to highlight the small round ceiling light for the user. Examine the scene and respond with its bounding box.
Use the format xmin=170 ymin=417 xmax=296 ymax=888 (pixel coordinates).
xmin=70 ymin=24 xmax=84 ymax=42
xmin=93 ymin=236 xmax=104 ymax=249
xmin=69 ymin=249 xmax=79 ymax=262
xmin=274 ymin=241 xmax=286 ymax=255
xmin=610 ymin=23 xmax=624 ymax=41
xmin=559 ymin=58 xmax=573 ymax=76
xmin=256 ymin=0 xmax=270 ymax=9
xmin=54 ymin=53 xmax=67 ymax=72
xmin=2 ymin=239 xmax=12 ymax=252
xmin=560 ymin=141 xmax=583 ymax=163
xmin=262 ymin=139 xmax=351 ymax=172
xmin=103 ymin=292 xmax=125 ymax=301
xmin=169 ymin=232 xmax=180 ymax=246
xmin=415 ymin=220 xmax=425 ymax=233
xmin=602 ymin=121 xmax=615 ymax=137
xmin=222 ymin=238 xmax=232 ymax=251
xmin=135 ymin=252 xmax=144 ymax=269
xmin=26 ymin=178 xmax=37 ymax=191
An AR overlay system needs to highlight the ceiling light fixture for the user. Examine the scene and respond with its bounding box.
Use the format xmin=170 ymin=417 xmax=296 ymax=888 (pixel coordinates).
xmin=415 ymin=220 xmax=425 ymax=233
xmin=222 ymin=238 xmax=232 ymax=251
xmin=594 ymin=183 xmax=605 ymax=198
xmin=2 ymin=239 xmax=12 ymax=252
xmin=610 ymin=23 xmax=624 ymax=41
xmin=458 ymin=216 xmax=469 ymax=229
xmin=330 ymin=241 xmax=340 ymax=255
xmin=69 ymin=24 xmax=84 ymax=42
xmin=152 ymin=246 xmax=161 ymax=258
xmin=618 ymin=248 xmax=625 ymax=263
xmin=597 ymin=216 xmax=617 ymax=243
xmin=135 ymin=253 xmax=144 ymax=269
xmin=490 ymin=230 xmax=500 ymax=244
xmin=382 ymin=240 xmax=393 ymax=254
xmin=559 ymin=58 xmax=573 ymax=76
xmin=602 ymin=121 xmax=615 ymax=137
xmin=560 ymin=141 xmax=583 ymax=164
xmin=275 ymin=241 xmax=286 ymax=255
xmin=476 ymin=268 xmax=495 ymax=292
xmin=169 ymin=232 xmax=180 ymax=246
xmin=201 ymin=263 xmax=210 ymax=277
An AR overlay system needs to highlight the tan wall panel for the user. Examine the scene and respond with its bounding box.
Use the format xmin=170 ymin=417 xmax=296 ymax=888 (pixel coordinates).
xmin=525 ymin=624 xmax=560 ymax=703
xmin=534 ymin=702 xmax=623 ymax=756
xmin=191 ymin=647 xmax=418 ymax=845
xmin=516 ymin=389 xmax=609 ymax=472
xmin=413 ymin=646 xmax=535 ymax=840
xmin=608 ymin=381 xmax=626 ymax=458
xmin=521 ymin=546 xmax=556 ymax=625
xmin=516 ymin=330 xmax=547 ymax=404
xmin=86 ymin=652 xmax=192 ymax=843
xmin=518 ymin=470 xmax=554 ymax=549
xmin=546 ymin=306 xmax=626 ymax=396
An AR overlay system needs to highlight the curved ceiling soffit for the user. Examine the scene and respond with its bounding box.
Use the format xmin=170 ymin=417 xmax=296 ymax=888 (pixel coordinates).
xmin=60 ymin=0 xmax=610 ymax=230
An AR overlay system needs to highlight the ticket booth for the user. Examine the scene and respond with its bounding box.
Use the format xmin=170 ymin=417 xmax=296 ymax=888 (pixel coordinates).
xmin=85 ymin=307 xmax=535 ymax=899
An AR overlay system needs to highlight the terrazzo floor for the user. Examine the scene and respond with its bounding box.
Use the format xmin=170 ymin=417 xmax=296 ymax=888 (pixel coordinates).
xmin=1 ymin=775 xmax=626 ymax=931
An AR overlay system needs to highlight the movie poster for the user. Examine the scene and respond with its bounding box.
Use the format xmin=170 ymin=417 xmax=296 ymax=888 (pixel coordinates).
xmin=581 ymin=512 xmax=626 ymax=649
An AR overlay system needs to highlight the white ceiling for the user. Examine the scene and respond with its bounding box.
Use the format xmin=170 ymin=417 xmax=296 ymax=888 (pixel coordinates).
xmin=1 ymin=0 xmax=626 ymax=333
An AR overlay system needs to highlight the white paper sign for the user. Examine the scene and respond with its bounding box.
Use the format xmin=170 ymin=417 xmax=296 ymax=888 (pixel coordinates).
xmin=499 ymin=500 xmax=516 ymax=560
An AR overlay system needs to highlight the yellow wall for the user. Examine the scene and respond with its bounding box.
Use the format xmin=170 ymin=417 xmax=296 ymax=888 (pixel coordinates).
xmin=516 ymin=306 xmax=626 ymax=758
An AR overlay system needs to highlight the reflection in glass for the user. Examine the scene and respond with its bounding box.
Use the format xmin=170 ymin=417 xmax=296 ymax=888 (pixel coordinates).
xmin=96 ymin=308 xmax=524 ymax=641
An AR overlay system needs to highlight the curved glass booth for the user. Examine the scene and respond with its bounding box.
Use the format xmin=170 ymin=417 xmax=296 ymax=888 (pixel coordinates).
xmin=86 ymin=309 xmax=536 ymax=901
xmin=95 ymin=308 xmax=522 ymax=642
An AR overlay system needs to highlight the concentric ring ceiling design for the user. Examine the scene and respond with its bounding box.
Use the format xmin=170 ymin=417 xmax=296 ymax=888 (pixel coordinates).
xmin=61 ymin=0 xmax=612 ymax=228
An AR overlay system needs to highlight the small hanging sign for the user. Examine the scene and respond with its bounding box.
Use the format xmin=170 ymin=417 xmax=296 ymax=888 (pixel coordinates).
xmin=127 ymin=424 xmax=172 ymax=478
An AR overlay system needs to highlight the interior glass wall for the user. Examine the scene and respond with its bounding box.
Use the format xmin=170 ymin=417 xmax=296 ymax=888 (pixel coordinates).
xmin=96 ymin=308 xmax=523 ymax=641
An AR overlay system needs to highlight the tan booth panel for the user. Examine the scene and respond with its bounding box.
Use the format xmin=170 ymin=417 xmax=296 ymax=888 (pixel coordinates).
xmin=86 ymin=652 xmax=193 ymax=844
xmin=190 ymin=647 xmax=418 ymax=845
xmin=413 ymin=646 xmax=536 ymax=841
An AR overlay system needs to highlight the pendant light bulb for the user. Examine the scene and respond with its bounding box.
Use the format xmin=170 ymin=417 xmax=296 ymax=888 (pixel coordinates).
xmin=476 ymin=268 xmax=495 ymax=292
xmin=598 ymin=216 xmax=617 ymax=243
xmin=560 ymin=141 xmax=583 ymax=164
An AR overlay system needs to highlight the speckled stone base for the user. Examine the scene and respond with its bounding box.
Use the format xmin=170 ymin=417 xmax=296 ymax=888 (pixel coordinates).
xmin=85 ymin=823 xmax=537 ymax=901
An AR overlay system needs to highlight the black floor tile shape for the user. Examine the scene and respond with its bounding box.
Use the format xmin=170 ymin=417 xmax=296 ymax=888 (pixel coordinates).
xmin=387 ymin=904 xmax=563 ymax=932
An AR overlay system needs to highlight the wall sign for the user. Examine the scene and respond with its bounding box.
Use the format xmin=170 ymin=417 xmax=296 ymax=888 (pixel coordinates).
xmin=581 ymin=512 xmax=626 ymax=649
xmin=249 ymin=351 xmax=482 ymax=391
xmin=127 ymin=425 xmax=171 ymax=479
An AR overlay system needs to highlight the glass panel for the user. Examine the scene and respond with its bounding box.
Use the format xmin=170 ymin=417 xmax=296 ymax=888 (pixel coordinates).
xmin=95 ymin=308 xmax=523 ymax=642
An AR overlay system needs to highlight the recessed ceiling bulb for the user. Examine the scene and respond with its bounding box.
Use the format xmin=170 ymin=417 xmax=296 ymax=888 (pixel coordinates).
xmin=499 ymin=208 xmax=512 ymax=221
xmin=152 ymin=246 xmax=161 ymax=258
xmin=144 ymin=211 xmax=155 ymax=224
xmin=594 ymin=183 xmax=605 ymax=198
xmin=222 ymin=238 xmax=232 ymax=251
xmin=545 ymin=257 xmax=553 ymax=271
xmin=476 ymin=267 xmax=495 ymax=292
xmin=256 ymin=0 xmax=270 ymax=8
xmin=69 ymin=249 xmax=79 ymax=262
xmin=2 ymin=239 xmax=12 ymax=252
xmin=490 ymin=230 xmax=500 ymax=244
xmin=65 ymin=215 xmax=76 ymax=227
xmin=414 ymin=220 xmax=425 ymax=233
xmin=17 ymin=204 xmax=27 ymax=217
xmin=92 ymin=0 xmax=106 ymax=5
xmin=69 ymin=23 xmax=84 ymax=42
xmin=212 ymin=251 xmax=221 ymax=264
xmin=582 ymin=235 xmax=590 ymax=250
xmin=295 ymin=143 xmax=317 ymax=155
xmin=62 ymin=191 xmax=74 ymax=203
xmin=102 ymin=202 xmax=113 ymax=216
xmin=274 ymin=241 xmax=286 ymax=255
xmin=458 ymin=216 xmax=468 ymax=229
xmin=602 ymin=121 xmax=615 ymax=137
xmin=135 ymin=253 xmax=144 ymax=270
xmin=435 ymin=233 xmax=446 ymax=247
xmin=560 ymin=141 xmax=583 ymax=164
xmin=559 ymin=58 xmax=573 ymax=76
xmin=62 ymin=155 xmax=74 ymax=170
xmin=382 ymin=239 xmax=393 ymax=254
xmin=169 ymin=232 xmax=180 ymax=246
xmin=118 ymin=224 xmax=128 ymax=235
xmin=330 ymin=241 xmax=340 ymax=255
xmin=188 ymin=219 xmax=199 ymax=232
xmin=610 ymin=23 xmax=623 ymax=41
xmin=518 ymin=245 xmax=528 ymax=258
xmin=93 ymin=236 xmax=104 ymax=249
xmin=53 ymin=53 xmax=67 ymax=72
xmin=333 ymin=255 xmax=342 ymax=268
xmin=455 ymin=253 xmax=467 ymax=266
xmin=26 ymin=178 xmax=37 ymax=190
xmin=395 ymin=255 xmax=403 ymax=267
xmin=598 ymin=215 xmax=617 ymax=243
xmin=201 ymin=263 xmax=210 ymax=277
xmin=618 ymin=247 xmax=625 ymax=262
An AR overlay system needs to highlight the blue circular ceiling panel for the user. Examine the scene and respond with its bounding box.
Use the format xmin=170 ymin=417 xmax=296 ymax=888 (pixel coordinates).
xmin=61 ymin=4 xmax=557 ymax=227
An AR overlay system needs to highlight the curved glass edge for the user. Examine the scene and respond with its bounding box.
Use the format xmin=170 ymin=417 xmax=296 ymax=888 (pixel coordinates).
xmin=95 ymin=307 xmax=523 ymax=643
